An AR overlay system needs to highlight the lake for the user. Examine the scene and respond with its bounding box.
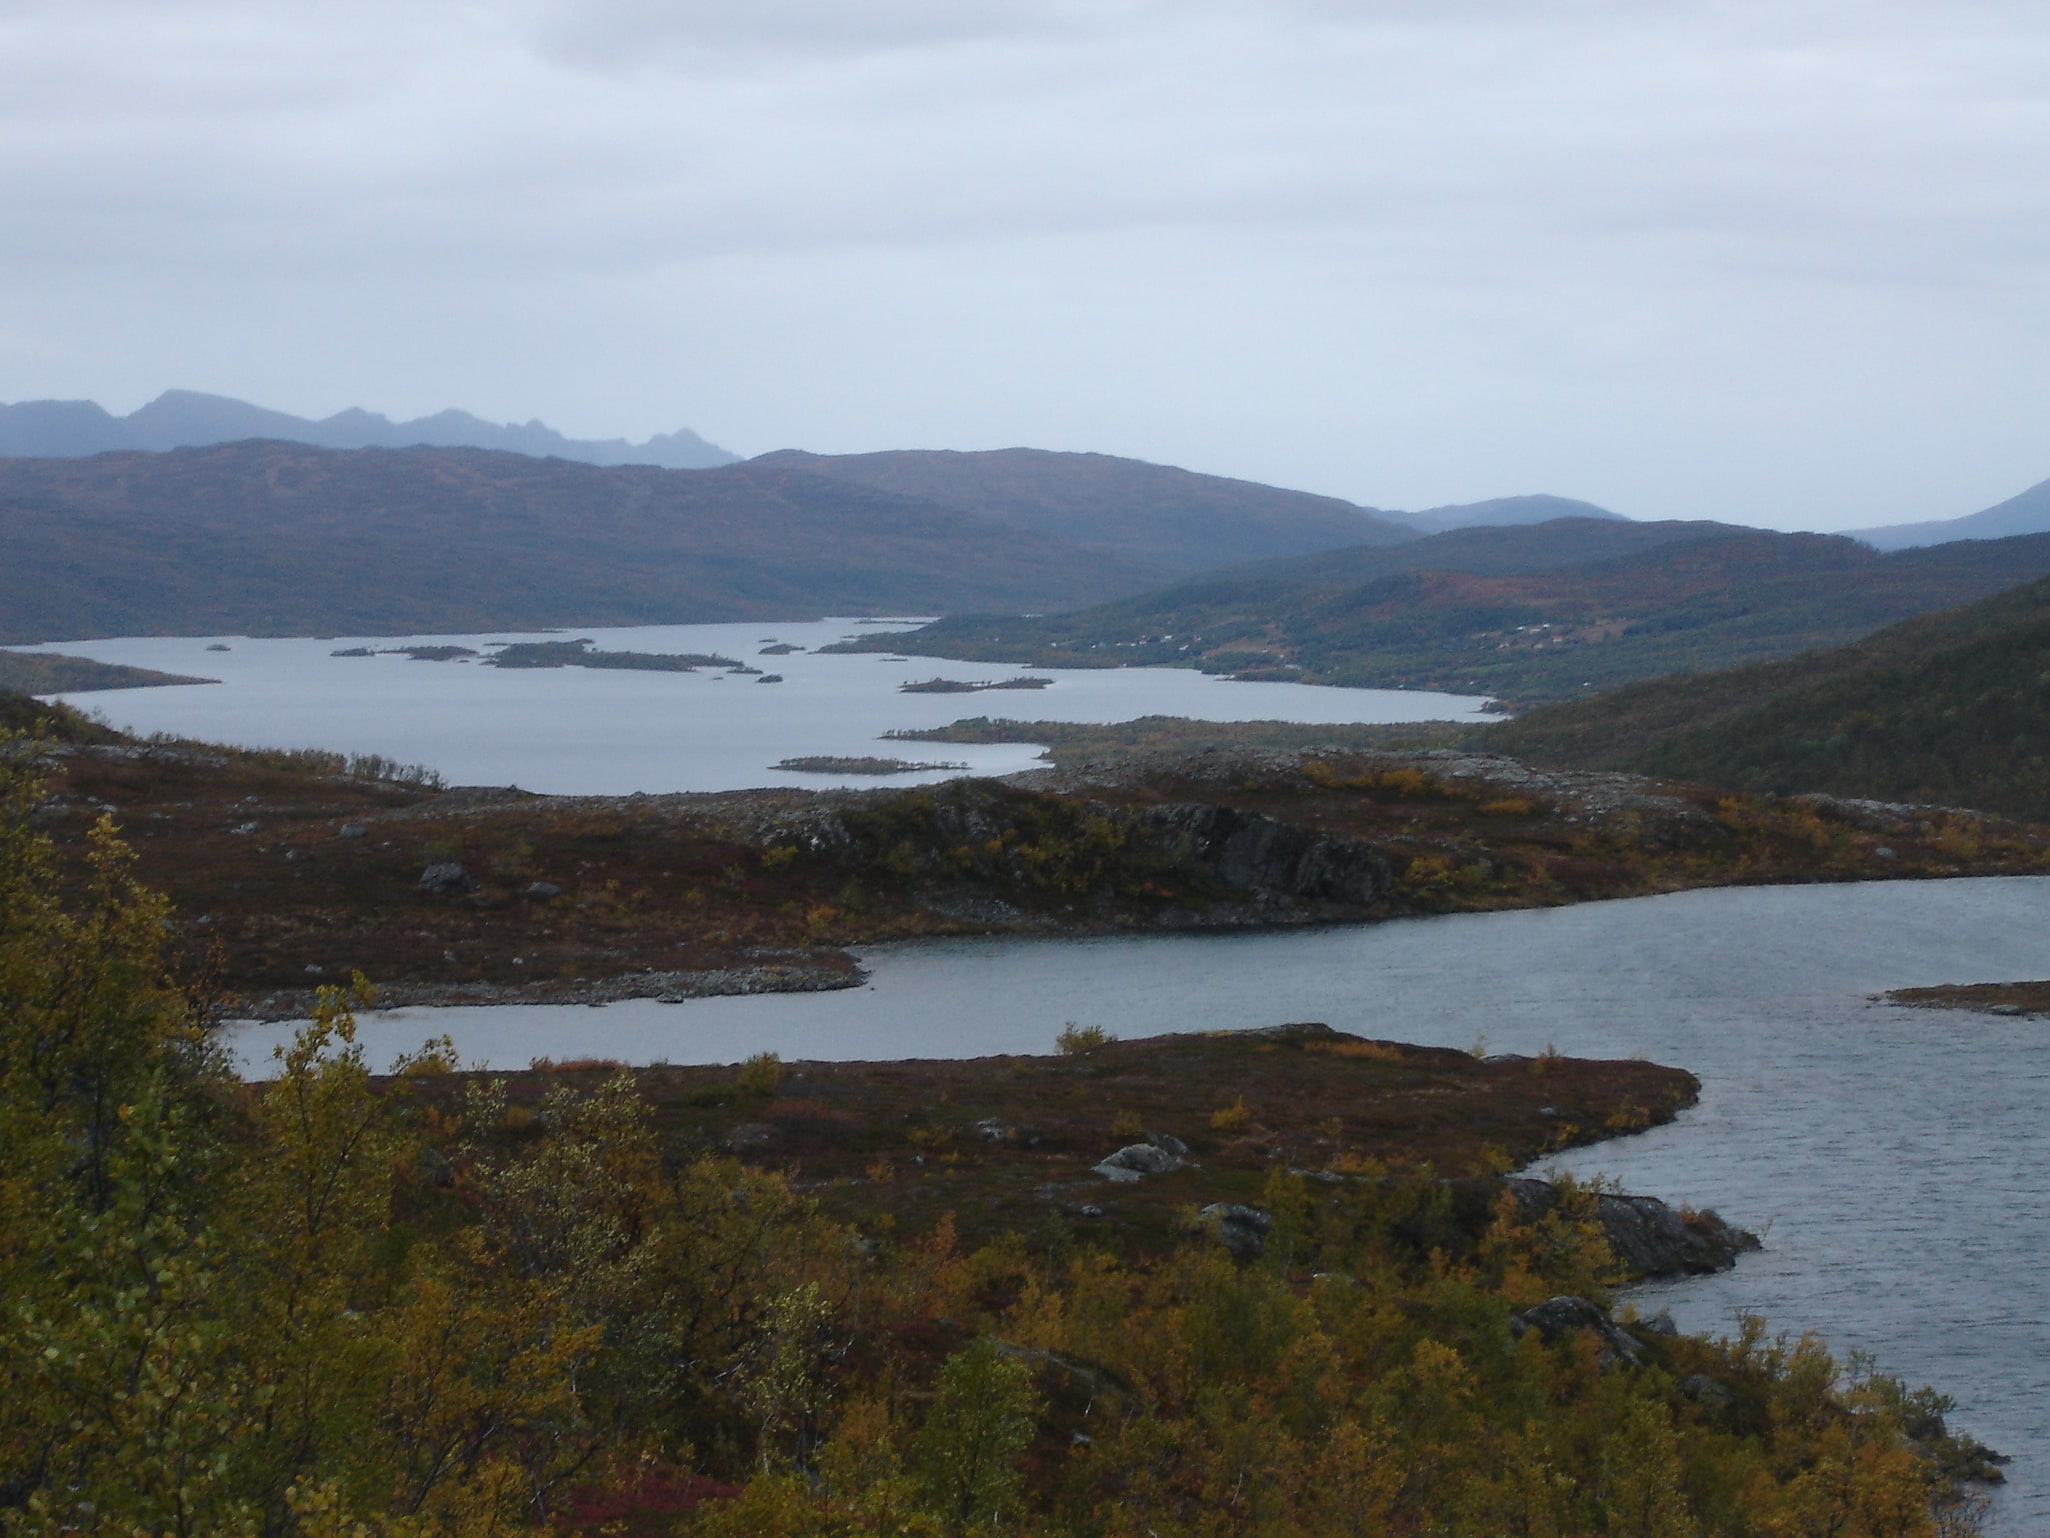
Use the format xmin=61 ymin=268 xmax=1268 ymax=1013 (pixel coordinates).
xmin=229 ymin=876 xmax=2050 ymax=1531
xmin=10 ymin=619 xmax=1493 ymax=794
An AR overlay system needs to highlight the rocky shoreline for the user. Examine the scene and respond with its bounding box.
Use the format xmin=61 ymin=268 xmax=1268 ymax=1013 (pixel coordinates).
xmin=236 ymin=956 xmax=861 ymax=1022
xmin=1885 ymin=979 xmax=2050 ymax=1017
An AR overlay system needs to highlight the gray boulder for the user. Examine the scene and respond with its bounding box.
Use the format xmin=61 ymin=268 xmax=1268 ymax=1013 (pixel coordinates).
xmin=1510 ymin=1296 xmax=1644 ymax=1367
xmin=1195 ymin=1203 xmax=1273 ymax=1259
xmin=1679 ymin=1372 xmax=1734 ymax=1408
xmin=1093 ymin=1141 xmax=1186 ymax=1182
xmin=418 ymin=862 xmax=475 ymax=896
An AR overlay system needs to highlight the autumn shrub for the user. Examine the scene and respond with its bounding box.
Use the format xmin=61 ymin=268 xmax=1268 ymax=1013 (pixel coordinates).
xmin=0 ymin=733 xmax=1989 ymax=1538
xmin=1055 ymin=1021 xmax=1115 ymax=1054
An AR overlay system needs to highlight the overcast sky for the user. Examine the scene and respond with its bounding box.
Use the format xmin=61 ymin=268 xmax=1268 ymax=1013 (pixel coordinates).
xmin=4 ymin=1 xmax=2049 ymax=529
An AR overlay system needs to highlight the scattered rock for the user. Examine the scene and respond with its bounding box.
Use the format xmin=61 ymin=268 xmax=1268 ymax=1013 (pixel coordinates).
xmin=1195 ymin=1202 xmax=1273 ymax=1259
xmin=337 ymin=822 xmax=368 ymax=839
xmin=973 ymin=1117 xmax=1012 ymax=1142
xmin=418 ymin=862 xmax=475 ymax=896
xmin=1640 ymin=1308 xmax=1678 ymax=1337
xmin=1510 ymin=1296 xmax=1644 ymax=1367
xmin=1093 ymin=1141 xmax=1186 ymax=1181
xmin=523 ymin=880 xmax=562 ymax=900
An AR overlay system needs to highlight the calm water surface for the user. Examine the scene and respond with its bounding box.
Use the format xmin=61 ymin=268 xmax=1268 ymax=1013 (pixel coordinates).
xmin=230 ymin=876 xmax=2050 ymax=1529
xmin=11 ymin=619 xmax=1491 ymax=794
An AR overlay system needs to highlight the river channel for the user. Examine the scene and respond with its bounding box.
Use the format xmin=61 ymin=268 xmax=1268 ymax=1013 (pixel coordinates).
xmin=229 ymin=876 xmax=2050 ymax=1529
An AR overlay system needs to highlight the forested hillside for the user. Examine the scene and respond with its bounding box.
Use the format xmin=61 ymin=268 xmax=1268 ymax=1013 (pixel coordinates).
xmin=841 ymin=519 xmax=2050 ymax=703
xmin=1492 ymin=575 xmax=2050 ymax=820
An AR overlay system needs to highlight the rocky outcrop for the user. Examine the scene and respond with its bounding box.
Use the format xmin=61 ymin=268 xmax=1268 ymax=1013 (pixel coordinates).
xmin=1505 ymin=1178 xmax=1761 ymax=1280
xmin=1136 ymin=803 xmax=1390 ymax=905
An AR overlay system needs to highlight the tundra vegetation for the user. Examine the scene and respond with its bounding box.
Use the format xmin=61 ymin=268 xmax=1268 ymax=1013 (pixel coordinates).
xmin=0 ymin=728 xmax=1998 ymax=1536
xmin=12 ymin=694 xmax=2050 ymax=1018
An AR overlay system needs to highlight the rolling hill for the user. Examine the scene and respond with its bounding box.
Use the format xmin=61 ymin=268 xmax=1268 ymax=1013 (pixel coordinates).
xmin=0 ymin=389 xmax=738 ymax=469
xmin=1489 ymin=575 xmax=2050 ymax=821
xmin=836 ymin=518 xmax=2050 ymax=703
xmin=0 ymin=441 xmax=1170 ymax=642
xmin=749 ymin=446 xmax=1416 ymax=577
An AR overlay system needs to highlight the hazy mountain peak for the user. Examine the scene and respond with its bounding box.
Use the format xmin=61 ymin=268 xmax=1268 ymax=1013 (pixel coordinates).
xmin=0 ymin=389 xmax=738 ymax=470
xmin=1384 ymin=493 xmax=1626 ymax=536
xmin=1844 ymin=476 xmax=2050 ymax=551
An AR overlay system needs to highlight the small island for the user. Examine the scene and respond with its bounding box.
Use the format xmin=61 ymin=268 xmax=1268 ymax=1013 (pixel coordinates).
xmin=899 ymin=675 xmax=1054 ymax=694
xmin=487 ymin=639 xmax=759 ymax=674
xmin=774 ymin=754 xmax=972 ymax=775
xmin=330 ymin=644 xmax=480 ymax=661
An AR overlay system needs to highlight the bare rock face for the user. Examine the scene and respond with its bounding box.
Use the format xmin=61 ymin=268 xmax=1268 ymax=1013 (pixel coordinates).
xmin=417 ymin=861 xmax=475 ymax=896
xmin=1136 ymin=803 xmax=1390 ymax=904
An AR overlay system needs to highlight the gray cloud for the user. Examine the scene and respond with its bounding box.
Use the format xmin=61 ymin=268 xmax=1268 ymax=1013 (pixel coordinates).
xmin=3 ymin=0 xmax=2049 ymax=527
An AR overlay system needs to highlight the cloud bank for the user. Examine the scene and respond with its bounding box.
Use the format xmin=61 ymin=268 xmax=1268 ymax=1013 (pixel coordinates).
xmin=4 ymin=0 xmax=2049 ymax=526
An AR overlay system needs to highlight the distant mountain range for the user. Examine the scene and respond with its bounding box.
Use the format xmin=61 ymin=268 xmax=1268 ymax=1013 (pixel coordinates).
xmin=0 ymin=389 xmax=739 ymax=470
xmin=0 ymin=433 xmax=1670 ymax=644
xmin=1845 ymin=476 xmax=2050 ymax=551
xmin=1490 ymin=570 xmax=2050 ymax=822
xmin=837 ymin=518 xmax=2050 ymax=703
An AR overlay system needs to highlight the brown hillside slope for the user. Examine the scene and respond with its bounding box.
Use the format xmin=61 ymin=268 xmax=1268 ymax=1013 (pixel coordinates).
xmin=0 ymin=442 xmax=1164 ymax=642
xmin=752 ymin=446 xmax=1412 ymax=575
